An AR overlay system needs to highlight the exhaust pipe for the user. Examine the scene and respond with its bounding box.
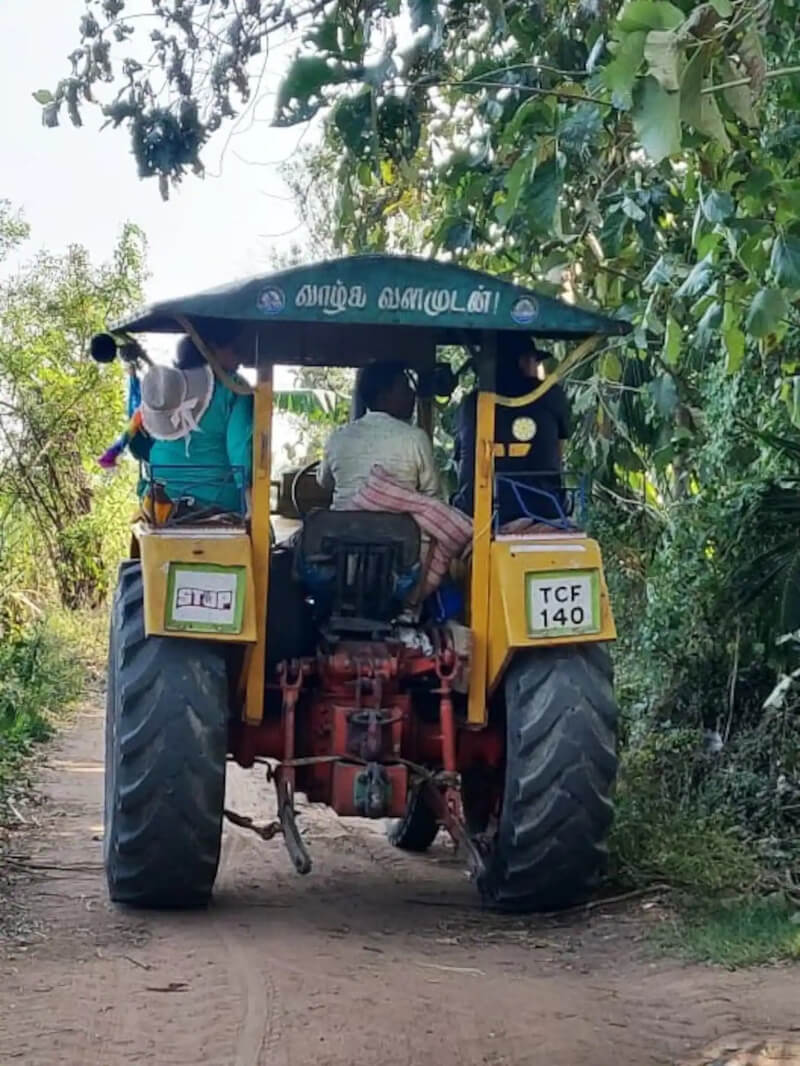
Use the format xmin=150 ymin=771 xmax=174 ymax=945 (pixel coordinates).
xmin=89 ymin=332 xmax=150 ymax=366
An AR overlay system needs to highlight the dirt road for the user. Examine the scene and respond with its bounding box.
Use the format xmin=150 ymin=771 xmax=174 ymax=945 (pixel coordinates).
xmin=1 ymin=704 xmax=798 ymax=1066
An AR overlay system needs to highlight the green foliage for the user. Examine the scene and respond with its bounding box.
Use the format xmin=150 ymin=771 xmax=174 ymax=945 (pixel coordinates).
xmin=653 ymin=897 xmax=800 ymax=966
xmin=0 ymin=214 xmax=146 ymax=609
xmin=0 ymin=200 xmax=29 ymax=262
xmin=0 ymin=615 xmax=85 ymax=809
xmin=0 ymin=208 xmax=144 ymax=824
xmin=609 ymin=726 xmax=760 ymax=893
xmin=274 ymin=388 xmax=345 ymax=421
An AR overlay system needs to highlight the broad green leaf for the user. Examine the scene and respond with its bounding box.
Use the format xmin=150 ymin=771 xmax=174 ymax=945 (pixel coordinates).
xmin=719 ymin=57 xmax=757 ymax=127
xmin=696 ymin=300 xmax=722 ymax=347
xmin=559 ymin=103 xmax=605 ymax=155
xmin=595 ymin=270 xmax=608 ymax=301
xmin=333 ymin=91 xmax=372 ymax=154
xmin=32 ymin=89 xmax=54 ymax=105
xmin=723 ymin=327 xmax=745 ymax=373
xmin=644 ymin=255 xmax=672 ymax=289
xmin=738 ymin=233 xmax=770 ymax=275
xmin=524 ymin=157 xmax=563 ymax=234
xmin=770 ymin=235 xmax=800 ymax=288
xmin=701 ymin=189 xmax=734 ymax=223
xmin=695 ymin=231 xmax=721 ymax=259
xmin=692 ymin=291 xmax=718 ymax=322
xmin=680 ymin=47 xmax=731 ymax=150
xmin=600 ymin=206 xmax=629 ymax=257
xmin=776 ymin=179 xmax=800 ymax=219
xmin=675 ymin=254 xmax=714 ymax=299
xmin=739 ymin=168 xmax=774 ymax=199
xmin=500 ymin=98 xmax=556 ymax=146
xmin=739 ymin=27 xmax=766 ymax=95
xmin=663 ymin=314 xmax=682 ymax=365
xmin=746 ymin=288 xmax=788 ymax=338
xmin=643 ymin=29 xmax=681 ymax=92
xmin=632 ymin=76 xmax=681 ymax=163
xmin=357 ymin=161 xmax=373 ymax=186
xmin=617 ymin=1 xmax=684 ymax=32
xmin=650 ymin=372 xmax=679 ymax=416
xmin=496 ymin=153 xmax=531 ymax=224
xmin=691 ymin=202 xmax=706 ymax=250
xmin=601 ymin=352 xmax=623 ymax=380
xmin=678 ymin=41 xmax=704 ymax=102
xmin=709 ymin=0 xmax=733 ymax=14
xmin=601 ymin=30 xmax=646 ymax=110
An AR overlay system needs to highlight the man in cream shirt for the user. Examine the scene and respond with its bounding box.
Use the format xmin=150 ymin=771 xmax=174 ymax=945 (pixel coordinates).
xmin=317 ymin=361 xmax=440 ymax=507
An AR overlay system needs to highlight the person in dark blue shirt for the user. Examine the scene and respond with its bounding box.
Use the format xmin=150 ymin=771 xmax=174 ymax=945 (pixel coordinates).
xmin=452 ymin=335 xmax=571 ymax=525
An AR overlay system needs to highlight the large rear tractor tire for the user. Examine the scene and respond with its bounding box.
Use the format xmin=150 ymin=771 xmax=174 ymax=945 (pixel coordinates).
xmin=104 ymin=562 xmax=228 ymax=907
xmin=478 ymin=644 xmax=618 ymax=912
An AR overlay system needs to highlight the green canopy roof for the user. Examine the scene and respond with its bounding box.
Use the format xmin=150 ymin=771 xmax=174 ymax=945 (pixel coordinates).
xmin=110 ymin=255 xmax=630 ymax=367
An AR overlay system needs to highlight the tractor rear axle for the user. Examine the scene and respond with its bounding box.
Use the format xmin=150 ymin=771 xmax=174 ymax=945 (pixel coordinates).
xmin=227 ymin=635 xmax=503 ymax=874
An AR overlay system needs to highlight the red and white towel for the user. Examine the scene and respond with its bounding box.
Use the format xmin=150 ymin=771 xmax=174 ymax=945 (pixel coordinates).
xmin=346 ymin=465 xmax=473 ymax=598
xmin=345 ymin=466 xmax=569 ymax=599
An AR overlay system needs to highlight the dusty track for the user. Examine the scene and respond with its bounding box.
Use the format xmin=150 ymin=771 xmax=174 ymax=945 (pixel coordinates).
xmin=1 ymin=704 xmax=798 ymax=1066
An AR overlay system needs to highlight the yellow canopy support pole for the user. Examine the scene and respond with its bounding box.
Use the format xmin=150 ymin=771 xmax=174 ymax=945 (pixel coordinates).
xmin=244 ymin=366 xmax=273 ymax=725
xmin=467 ymin=387 xmax=496 ymax=726
xmin=465 ymin=333 xmax=605 ymax=726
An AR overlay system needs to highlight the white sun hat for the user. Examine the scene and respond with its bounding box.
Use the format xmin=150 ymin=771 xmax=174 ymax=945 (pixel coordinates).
xmin=140 ymin=363 xmax=214 ymax=442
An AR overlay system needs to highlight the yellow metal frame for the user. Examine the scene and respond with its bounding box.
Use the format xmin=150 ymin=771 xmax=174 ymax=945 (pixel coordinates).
xmin=137 ymin=524 xmax=257 ymax=643
xmin=244 ymin=366 xmax=273 ymax=725
xmin=466 ymin=333 xmax=613 ymax=725
xmin=466 ymin=388 xmax=495 ymax=725
xmin=487 ymin=535 xmax=616 ymax=691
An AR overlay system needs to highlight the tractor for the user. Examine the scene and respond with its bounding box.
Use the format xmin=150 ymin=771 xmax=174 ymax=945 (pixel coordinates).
xmin=95 ymin=254 xmax=630 ymax=911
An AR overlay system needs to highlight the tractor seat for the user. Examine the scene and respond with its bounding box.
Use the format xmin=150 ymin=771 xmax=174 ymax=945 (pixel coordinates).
xmin=295 ymin=509 xmax=421 ymax=632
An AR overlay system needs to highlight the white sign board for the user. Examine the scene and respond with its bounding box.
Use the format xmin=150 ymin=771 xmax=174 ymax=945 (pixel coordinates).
xmin=166 ymin=565 xmax=244 ymax=633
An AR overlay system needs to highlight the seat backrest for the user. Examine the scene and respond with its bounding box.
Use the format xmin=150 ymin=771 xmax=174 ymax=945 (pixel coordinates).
xmin=297 ymin=510 xmax=421 ymax=629
xmin=301 ymin=509 xmax=420 ymax=567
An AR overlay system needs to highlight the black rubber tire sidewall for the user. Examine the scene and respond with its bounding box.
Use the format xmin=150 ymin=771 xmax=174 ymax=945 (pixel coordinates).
xmin=387 ymin=786 xmax=439 ymax=852
xmin=104 ymin=562 xmax=228 ymax=908
xmin=478 ymin=643 xmax=619 ymax=912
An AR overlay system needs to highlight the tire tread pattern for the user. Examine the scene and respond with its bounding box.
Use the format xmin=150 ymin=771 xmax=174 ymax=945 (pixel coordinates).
xmin=479 ymin=643 xmax=619 ymax=911
xmin=105 ymin=562 xmax=227 ymax=907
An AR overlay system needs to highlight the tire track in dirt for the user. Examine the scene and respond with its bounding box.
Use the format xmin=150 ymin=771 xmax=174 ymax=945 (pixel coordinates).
xmin=2 ymin=707 xmax=799 ymax=1066
xmin=214 ymin=818 xmax=287 ymax=1066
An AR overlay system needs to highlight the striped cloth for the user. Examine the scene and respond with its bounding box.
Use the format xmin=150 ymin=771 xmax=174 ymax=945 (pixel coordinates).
xmin=347 ymin=465 xmax=473 ymax=598
xmin=345 ymin=467 xmax=570 ymax=599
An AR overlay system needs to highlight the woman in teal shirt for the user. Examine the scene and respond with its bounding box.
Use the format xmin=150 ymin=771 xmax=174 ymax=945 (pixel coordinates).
xmin=140 ymin=326 xmax=253 ymax=516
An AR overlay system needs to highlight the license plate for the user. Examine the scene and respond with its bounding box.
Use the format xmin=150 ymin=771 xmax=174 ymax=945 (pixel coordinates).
xmin=526 ymin=570 xmax=600 ymax=637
